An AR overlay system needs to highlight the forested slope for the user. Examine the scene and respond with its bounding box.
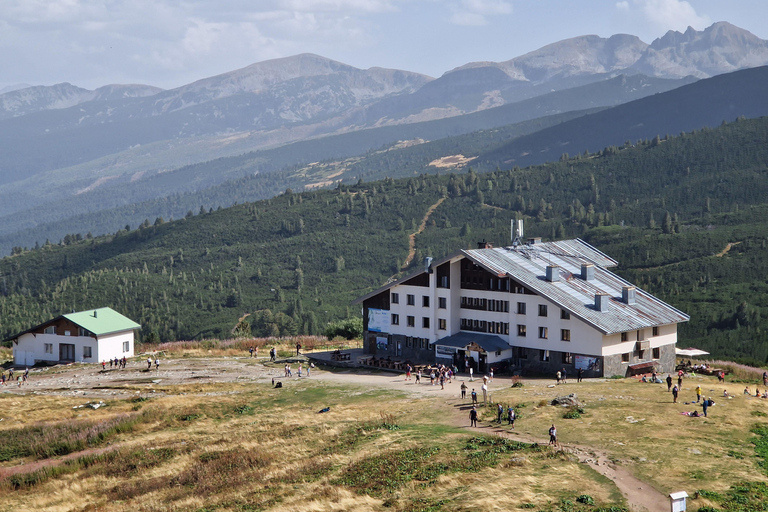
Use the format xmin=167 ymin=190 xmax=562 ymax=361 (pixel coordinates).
xmin=1 ymin=116 xmax=767 ymax=363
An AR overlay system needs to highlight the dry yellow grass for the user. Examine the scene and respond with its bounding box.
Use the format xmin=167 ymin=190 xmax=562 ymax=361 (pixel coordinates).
xmin=0 ymin=364 xmax=766 ymax=511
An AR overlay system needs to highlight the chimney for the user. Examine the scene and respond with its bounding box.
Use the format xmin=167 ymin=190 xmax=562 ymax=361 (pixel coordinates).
xmin=622 ymin=286 xmax=636 ymax=305
xmin=424 ymin=257 xmax=433 ymax=274
xmin=545 ymin=265 xmax=560 ymax=282
xmin=581 ymin=263 xmax=595 ymax=281
xmin=94 ymin=310 xmax=97 ymax=318
xmin=477 ymin=240 xmax=493 ymax=249
xmin=595 ymin=293 xmax=610 ymax=312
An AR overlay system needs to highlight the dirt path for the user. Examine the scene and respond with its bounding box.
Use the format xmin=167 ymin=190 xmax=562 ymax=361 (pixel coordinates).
xmin=2 ymin=360 xmax=669 ymax=510
xmin=454 ymin=415 xmax=668 ymax=512
xmin=715 ymin=241 xmax=741 ymax=257
xmin=400 ymin=197 xmax=446 ymax=270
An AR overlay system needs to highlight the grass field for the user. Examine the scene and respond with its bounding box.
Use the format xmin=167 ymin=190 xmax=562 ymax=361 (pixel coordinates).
xmin=1 ymin=357 xmax=767 ymax=511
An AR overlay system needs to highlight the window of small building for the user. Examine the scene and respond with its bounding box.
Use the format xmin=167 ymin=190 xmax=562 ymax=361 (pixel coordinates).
xmin=420 ymin=339 xmax=426 ymax=349
xmin=422 ymin=317 xmax=430 ymax=328
xmin=423 ymin=296 xmax=430 ymax=307
xmin=407 ymin=316 xmax=415 ymax=327
xmin=392 ymin=314 xmax=399 ymax=325
xmin=561 ymin=329 xmax=571 ymax=342
xmin=653 ymin=347 xmax=660 ymax=359
xmin=44 ymin=326 xmax=55 ymax=335
xmin=123 ymin=341 xmax=130 ymax=352
xmin=538 ymin=304 xmax=548 ymax=317
xmin=78 ymin=327 xmax=91 ymax=337
xmin=391 ymin=292 xmax=399 ymax=304
xmin=538 ymin=327 xmax=548 ymax=339
xmin=517 ymin=325 xmax=526 ymax=337
xmin=438 ymin=319 xmax=446 ymax=330
xmin=561 ymin=310 xmax=570 ymax=320
xmin=83 ymin=346 xmax=92 ymax=358
xmin=438 ymin=297 xmax=447 ymax=309
xmin=407 ymin=294 xmax=415 ymax=306
xmin=652 ymin=326 xmax=659 ymax=336
xmin=540 ymin=350 xmax=550 ymax=362
xmin=562 ymin=352 xmax=573 ymax=364
xmin=44 ymin=343 xmax=53 ymax=354
xmin=621 ymin=332 xmax=629 ymax=342
xmin=622 ymin=352 xmax=630 ymax=362
xmin=517 ymin=302 xmax=526 ymax=315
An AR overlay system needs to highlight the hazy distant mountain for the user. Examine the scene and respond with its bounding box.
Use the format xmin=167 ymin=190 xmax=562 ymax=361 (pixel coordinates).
xmin=0 ymin=21 xmax=766 ymax=250
xmin=453 ymin=22 xmax=768 ymax=83
xmin=629 ymin=22 xmax=768 ymax=78
xmin=0 ymin=83 xmax=163 ymax=120
xmin=0 ymin=83 xmax=31 ymax=94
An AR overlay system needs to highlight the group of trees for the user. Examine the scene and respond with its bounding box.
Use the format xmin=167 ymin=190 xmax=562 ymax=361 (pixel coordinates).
xmin=0 ymin=117 xmax=767 ymax=362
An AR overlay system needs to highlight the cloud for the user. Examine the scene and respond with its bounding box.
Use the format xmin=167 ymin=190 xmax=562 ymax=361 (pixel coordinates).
xmin=448 ymin=0 xmax=513 ymax=26
xmin=618 ymin=0 xmax=710 ymax=32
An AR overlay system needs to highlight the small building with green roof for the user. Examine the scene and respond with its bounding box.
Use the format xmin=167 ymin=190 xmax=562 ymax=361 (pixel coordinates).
xmin=8 ymin=307 xmax=140 ymax=366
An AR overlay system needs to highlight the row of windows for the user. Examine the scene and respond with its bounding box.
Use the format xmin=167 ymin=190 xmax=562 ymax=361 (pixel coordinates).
xmin=620 ymin=327 xmax=660 ymax=341
xmin=405 ymin=337 xmax=432 ymax=349
xmin=515 ymin=325 xmax=570 ymax=341
xmin=460 ymin=318 xmax=510 ymax=335
xmin=516 ymin=347 xmax=573 ymax=364
xmin=392 ymin=293 xmax=447 ymax=309
xmin=460 ymin=297 xmax=510 ymax=312
xmin=43 ymin=326 xmax=93 ymax=337
xmin=621 ymin=347 xmax=661 ymax=361
xmin=392 ymin=314 xmax=447 ymax=331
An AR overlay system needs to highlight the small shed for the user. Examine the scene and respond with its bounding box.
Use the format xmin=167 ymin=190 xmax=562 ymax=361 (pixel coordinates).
xmin=7 ymin=307 xmax=141 ymax=366
xmin=669 ymin=491 xmax=688 ymax=512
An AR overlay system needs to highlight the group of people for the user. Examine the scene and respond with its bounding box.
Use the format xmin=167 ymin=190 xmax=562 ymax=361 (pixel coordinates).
xmin=405 ymin=363 xmax=457 ymax=389
xmin=146 ymin=357 xmax=160 ymax=370
xmin=0 ymin=367 xmax=28 ymax=386
xmin=101 ymin=356 xmax=128 ymax=370
xmin=283 ymin=362 xmax=313 ymax=378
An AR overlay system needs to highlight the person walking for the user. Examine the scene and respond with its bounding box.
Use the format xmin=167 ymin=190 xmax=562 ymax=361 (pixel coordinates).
xmin=296 ymin=342 xmax=301 ymax=356
xmin=481 ymin=383 xmax=488 ymax=404
xmin=507 ymin=406 xmax=516 ymax=428
xmin=249 ymin=347 xmax=254 ymax=358
xmin=678 ymin=373 xmax=683 ymax=390
xmin=460 ymin=381 xmax=467 ymax=400
xmin=154 ymin=358 xmax=160 ymax=370
xmin=666 ymin=374 xmax=673 ymax=391
xmin=577 ymin=368 xmax=583 ymax=383
xmin=469 ymin=407 xmax=478 ymax=427
xmin=471 ymin=389 xmax=478 ymax=405
xmin=496 ymin=403 xmax=503 ymax=423
xmin=549 ymin=424 xmax=557 ymax=446
xmin=406 ymin=364 xmax=412 ymax=381
xmin=147 ymin=357 xmax=152 ymax=370
xmin=672 ymin=384 xmax=679 ymax=403
xmin=695 ymin=384 xmax=702 ymax=403
xmin=561 ymin=368 xmax=567 ymax=384
xmin=702 ymin=397 xmax=710 ymax=417
xmin=556 ymin=370 xmax=561 ymax=385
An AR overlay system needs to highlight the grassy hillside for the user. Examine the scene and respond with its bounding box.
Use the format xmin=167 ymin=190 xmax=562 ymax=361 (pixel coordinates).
xmin=1 ymin=116 xmax=768 ymax=363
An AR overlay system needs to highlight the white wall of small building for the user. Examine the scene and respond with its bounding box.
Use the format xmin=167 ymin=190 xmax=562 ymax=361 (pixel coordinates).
xmin=13 ymin=330 xmax=135 ymax=365
xmin=96 ymin=331 xmax=135 ymax=361
xmin=601 ymin=323 xmax=678 ymax=356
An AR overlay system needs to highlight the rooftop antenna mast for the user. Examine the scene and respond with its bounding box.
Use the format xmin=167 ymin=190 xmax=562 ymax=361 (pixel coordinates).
xmin=511 ymin=219 xmax=524 ymax=247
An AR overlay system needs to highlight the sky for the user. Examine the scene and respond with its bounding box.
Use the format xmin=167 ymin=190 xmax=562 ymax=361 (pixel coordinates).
xmin=1 ymin=0 xmax=767 ymax=91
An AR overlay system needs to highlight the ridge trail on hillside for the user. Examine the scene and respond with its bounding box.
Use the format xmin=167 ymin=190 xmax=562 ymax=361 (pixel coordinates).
xmin=400 ymin=197 xmax=446 ymax=270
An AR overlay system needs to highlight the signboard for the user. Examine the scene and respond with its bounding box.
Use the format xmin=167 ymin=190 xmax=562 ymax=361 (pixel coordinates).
xmin=575 ymin=355 xmax=601 ymax=371
xmin=376 ymin=337 xmax=388 ymax=349
xmin=367 ymin=308 xmax=390 ymax=333
xmin=436 ymin=345 xmax=458 ymax=357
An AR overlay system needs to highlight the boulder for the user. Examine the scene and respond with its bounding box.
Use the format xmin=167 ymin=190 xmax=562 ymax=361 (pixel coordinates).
xmin=551 ymin=393 xmax=580 ymax=407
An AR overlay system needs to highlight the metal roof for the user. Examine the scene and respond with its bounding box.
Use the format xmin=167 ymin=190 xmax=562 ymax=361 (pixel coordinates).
xmin=464 ymin=239 xmax=688 ymax=334
xmin=351 ymin=238 xmax=688 ymax=335
xmin=435 ymin=332 xmax=511 ymax=352
xmin=63 ymin=308 xmax=141 ymax=336
xmin=5 ymin=307 xmax=140 ymax=342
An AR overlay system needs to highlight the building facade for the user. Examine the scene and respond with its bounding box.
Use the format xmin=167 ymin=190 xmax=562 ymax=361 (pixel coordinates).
xmin=354 ymin=238 xmax=688 ymax=377
xmin=8 ymin=307 xmax=141 ymax=366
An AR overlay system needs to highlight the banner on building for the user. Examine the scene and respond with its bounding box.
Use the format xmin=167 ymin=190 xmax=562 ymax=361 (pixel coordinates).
xmin=575 ymin=355 xmax=601 ymax=371
xmin=367 ymin=308 xmax=390 ymax=333
xmin=436 ymin=345 xmax=458 ymax=357
xmin=376 ymin=337 xmax=388 ymax=349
